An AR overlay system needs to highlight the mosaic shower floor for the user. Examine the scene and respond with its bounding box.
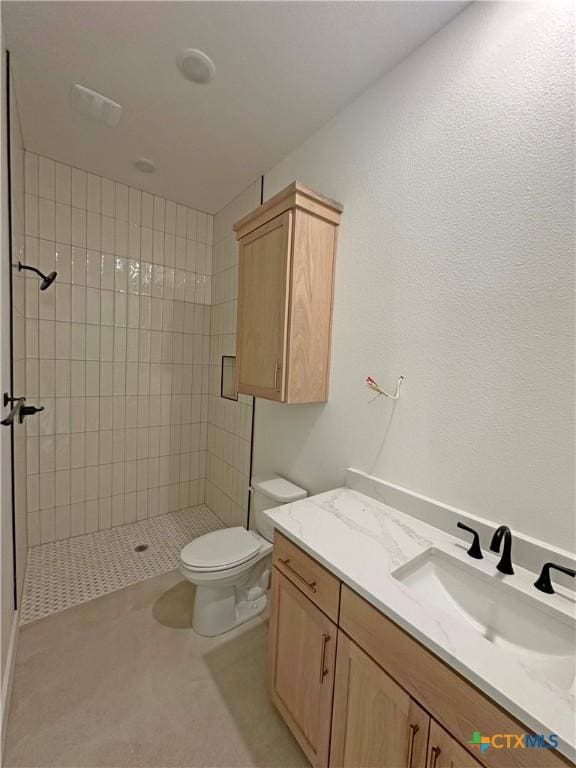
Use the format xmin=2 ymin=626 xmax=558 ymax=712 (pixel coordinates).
xmin=20 ymin=505 xmax=224 ymax=624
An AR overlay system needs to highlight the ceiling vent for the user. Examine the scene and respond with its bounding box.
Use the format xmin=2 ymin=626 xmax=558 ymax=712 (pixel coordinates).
xmin=133 ymin=158 xmax=156 ymax=174
xmin=177 ymin=49 xmax=216 ymax=84
xmin=70 ymin=84 xmax=122 ymax=127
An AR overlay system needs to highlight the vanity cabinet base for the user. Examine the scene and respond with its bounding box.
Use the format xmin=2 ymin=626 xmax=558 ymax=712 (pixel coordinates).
xmin=268 ymin=533 xmax=573 ymax=768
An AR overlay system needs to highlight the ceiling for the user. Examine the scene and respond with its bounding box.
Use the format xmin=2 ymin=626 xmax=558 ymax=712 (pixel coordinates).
xmin=4 ymin=1 xmax=467 ymax=213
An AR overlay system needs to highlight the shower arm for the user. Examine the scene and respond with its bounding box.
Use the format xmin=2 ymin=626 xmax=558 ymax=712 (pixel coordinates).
xmin=17 ymin=262 xmax=45 ymax=280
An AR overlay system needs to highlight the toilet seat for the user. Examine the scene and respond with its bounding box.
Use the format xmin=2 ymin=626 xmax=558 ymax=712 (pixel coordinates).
xmin=180 ymin=527 xmax=262 ymax=572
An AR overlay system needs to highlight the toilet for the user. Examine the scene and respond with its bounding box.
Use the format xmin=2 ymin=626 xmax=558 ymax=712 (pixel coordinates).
xmin=179 ymin=476 xmax=307 ymax=636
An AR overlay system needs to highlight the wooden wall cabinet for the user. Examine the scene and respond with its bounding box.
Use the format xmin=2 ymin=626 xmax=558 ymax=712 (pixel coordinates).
xmin=234 ymin=183 xmax=342 ymax=404
xmin=268 ymin=534 xmax=572 ymax=768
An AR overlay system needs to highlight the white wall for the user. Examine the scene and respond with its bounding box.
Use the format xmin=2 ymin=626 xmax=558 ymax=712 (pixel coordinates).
xmin=254 ymin=2 xmax=575 ymax=550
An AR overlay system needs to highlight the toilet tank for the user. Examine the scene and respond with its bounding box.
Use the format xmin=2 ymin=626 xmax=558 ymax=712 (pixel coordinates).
xmin=252 ymin=476 xmax=307 ymax=541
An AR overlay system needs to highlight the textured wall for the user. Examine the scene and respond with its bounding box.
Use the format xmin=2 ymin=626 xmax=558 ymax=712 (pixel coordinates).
xmin=23 ymin=153 xmax=213 ymax=543
xmin=254 ymin=3 xmax=575 ymax=549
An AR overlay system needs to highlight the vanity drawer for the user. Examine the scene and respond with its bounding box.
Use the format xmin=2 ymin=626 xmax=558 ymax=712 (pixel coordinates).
xmin=273 ymin=533 xmax=340 ymax=622
xmin=340 ymin=586 xmax=572 ymax=768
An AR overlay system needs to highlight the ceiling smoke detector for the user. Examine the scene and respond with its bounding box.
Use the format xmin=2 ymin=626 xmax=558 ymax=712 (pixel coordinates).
xmin=133 ymin=158 xmax=156 ymax=174
xmin=70 ymin=84 xmax=122 ymax=127
xmin=177 ymin=48 xmax=216 ymax=85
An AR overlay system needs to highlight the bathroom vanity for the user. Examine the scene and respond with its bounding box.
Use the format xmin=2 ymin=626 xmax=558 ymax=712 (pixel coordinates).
xmin=265 ymin=484 xmax=575 ymax=768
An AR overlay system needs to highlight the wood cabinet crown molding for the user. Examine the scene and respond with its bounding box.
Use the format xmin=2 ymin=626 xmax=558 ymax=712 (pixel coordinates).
xmin=233 ymin=181 xmax=343 ymax=240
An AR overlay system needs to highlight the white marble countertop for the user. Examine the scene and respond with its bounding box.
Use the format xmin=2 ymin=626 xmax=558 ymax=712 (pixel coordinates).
xmin=264 ymin=487 xmax=576 ymax=762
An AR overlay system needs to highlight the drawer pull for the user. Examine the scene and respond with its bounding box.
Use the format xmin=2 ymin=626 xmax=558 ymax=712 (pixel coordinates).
xmin=430 ymin=746 xmax=441 ymax=768
xmin=407 ymin=723 xmax=419 ymax=768
xmin=278 ymin=558 xmax=317 ymax=593
xmin=319 ymin=633 xmax=330 ymax=683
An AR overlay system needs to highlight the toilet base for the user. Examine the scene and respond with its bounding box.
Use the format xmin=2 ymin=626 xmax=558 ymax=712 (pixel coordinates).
xmin=185 ymin=555 xmax=271 ymax=637
xmin=192 ymin=586 xmax=268 ymax=636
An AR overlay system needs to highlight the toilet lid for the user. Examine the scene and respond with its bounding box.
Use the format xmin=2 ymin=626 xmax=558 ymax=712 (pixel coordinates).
xmin=180 ymin=527 xmax=261 ymax=570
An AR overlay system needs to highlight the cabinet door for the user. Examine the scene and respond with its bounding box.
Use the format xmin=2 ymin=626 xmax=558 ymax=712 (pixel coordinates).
xmin=427 ymin=721 xmax=484 ymax=768
xmin=237 ymin=211 xmax=292 ymax=400
xmin=331 ymin=631 xmax=429 ymax=768
xmin=269 ymin=568 xmax=337 ymax=768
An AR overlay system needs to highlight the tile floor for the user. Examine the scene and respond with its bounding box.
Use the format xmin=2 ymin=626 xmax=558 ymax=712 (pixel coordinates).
xmin=5 ymin=570 xmax=307 ymax=767
xmin=21 ymin=505 xmax=224 ymax=624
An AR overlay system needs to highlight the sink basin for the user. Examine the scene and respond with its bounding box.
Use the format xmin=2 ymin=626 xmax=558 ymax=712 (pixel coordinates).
xmin=392 ymin=548 xmax=576 ymax=690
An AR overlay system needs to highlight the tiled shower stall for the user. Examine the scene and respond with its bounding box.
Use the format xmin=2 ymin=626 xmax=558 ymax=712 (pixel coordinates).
xmin=16 ymin=149 xmax=258 ymax=617
xmin=23 ymin=152 xmax=213 ymax=542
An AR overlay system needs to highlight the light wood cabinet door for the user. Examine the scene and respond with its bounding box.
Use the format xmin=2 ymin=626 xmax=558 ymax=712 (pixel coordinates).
xmin=236 ymin=211 xmax=292 ymax=401
xmin=427 ymin=721 xmax=483 ymax=768
xmin=331 ymin=631 xmax=430 ymax=768
xmin=269 ymin=567 xmax=337 ymax=768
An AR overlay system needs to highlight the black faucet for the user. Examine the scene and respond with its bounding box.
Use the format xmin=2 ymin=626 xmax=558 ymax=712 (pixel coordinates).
xmin=534 ymin=562 xmax=576 ymax=594
xmin=490 ymin=526 xmax=514 ymax=575
xmin=457 ymin=522 xmax=483 ymax=559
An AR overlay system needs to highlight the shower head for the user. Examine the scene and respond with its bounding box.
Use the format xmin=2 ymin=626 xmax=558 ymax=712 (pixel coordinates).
xmin=40 ymin=271 xmax=57 ymax=291
xmin=18 ymin=262 xmax=57 ymax=290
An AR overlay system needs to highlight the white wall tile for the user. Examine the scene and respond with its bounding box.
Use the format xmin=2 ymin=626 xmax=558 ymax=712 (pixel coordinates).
xmin=85 ymin=499 xmax=99 ymax=532
xmin=71 ymin=207 xmax=86 ymax=247
xmin=101 ymin=178 xmax=115 ymax=217
xmin=55 ymin=434 xmax=71 ymax=471
xmin=25 ymin=152 xmax=39 ymax=196
xmin=38 ymin=198 xmax=55 ymax=240
xmin=55 ymin=163 xmax=71 ymax=205
xmin=186 ymin=208 xmax=197 ymax=241
xmin=115 ymin=219 xmax=128 ymax=257
xmin=87 ymin=212 xmax=101 ymax=250
xmin=71 ymin=285 xmax=86 ymax=323
xmin=71 ymin=502 xmax=85 ymax=536
xmin=38 ymin=156 xmax=55 ymax=200
xmin=153 ymin=196 xmax=165 ymax=231
xmin=87 ymin=173 xmax=101 ymax=213
xmin=101 ymin=216 xmax=115 ymax=253
xmin=40 ymin=508 xmax=56 ymax=544
xmin=25 ymin=194 xmax=38 ymax=236
xmin=116 ymin=184 xmax=128 ymax=221
xmin=129 ymin=188 xmax=141 ymax=224
xmin=55 ymin=203 xmax=71 ymax=244
xmin=71 ymin=168 xmax=87 ymax=209
xmin=55 ymin=243 xmax=72 ymax=283
xmin=99 ymin=497 xmax=111 ymax=529
xmin=141 ymin=192 xmax=153 ymax=227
